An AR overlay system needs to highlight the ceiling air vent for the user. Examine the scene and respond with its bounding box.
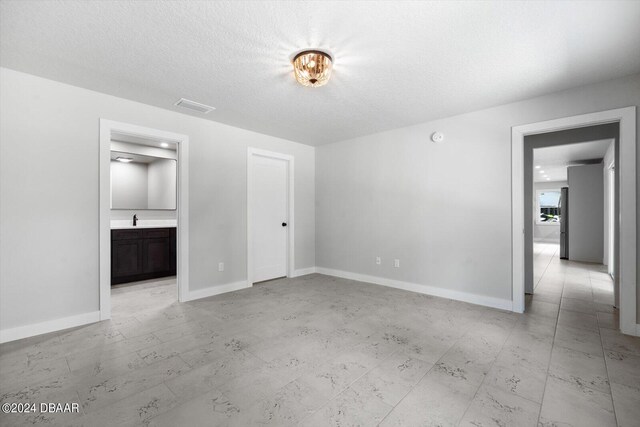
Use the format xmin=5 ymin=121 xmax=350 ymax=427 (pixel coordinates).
xmin=174 ymin=98 xmax=215 ymax=114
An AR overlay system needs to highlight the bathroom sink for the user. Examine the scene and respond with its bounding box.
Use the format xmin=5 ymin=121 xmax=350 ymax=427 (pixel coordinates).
xmin=110 ymin=219 xmax=177 ymax=229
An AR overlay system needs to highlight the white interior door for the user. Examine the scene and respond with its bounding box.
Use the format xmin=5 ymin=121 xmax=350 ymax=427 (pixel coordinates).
xmin=251 ymin=154 xmax=288 ymax=283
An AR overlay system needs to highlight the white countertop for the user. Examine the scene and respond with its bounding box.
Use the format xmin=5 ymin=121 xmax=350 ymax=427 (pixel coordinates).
xmin=111 ymin=219 xmax=177 ymax=229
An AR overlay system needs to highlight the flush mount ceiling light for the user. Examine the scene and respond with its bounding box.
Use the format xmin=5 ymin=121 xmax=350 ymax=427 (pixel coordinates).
xmin=292 ymin=50 xmax=333 ymax=87
xmin=116 ymin=157 xmax=133 ymax=163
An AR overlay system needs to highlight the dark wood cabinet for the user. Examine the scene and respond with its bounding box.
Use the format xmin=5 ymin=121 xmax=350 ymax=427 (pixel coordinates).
xmin=111 ymin=227 xmax=176 ymax=285
xmin=112 ymin=239 xmax=143 ymax=277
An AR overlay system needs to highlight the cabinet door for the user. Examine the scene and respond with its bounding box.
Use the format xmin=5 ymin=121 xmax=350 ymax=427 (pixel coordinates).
xmin=143 ymin=238 xmax=171 ymax=274
xmin=169 ymin=228 xmax=177 ymax=275
xmin=112 ymin=240 xmax=143 ymax=277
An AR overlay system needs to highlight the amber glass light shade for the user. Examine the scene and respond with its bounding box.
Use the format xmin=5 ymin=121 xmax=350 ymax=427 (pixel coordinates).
xmin=292 ymin=50 xmax=332 ymax=87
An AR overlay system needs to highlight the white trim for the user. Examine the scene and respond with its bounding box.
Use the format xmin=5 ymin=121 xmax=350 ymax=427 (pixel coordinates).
xmin=293 ymin=267 xmax=317 ymax=277
xmin=0 ymin=311 xmax=100 ymax=344
xmin=184 ymin=281 xmax=250 ymax=302
xmin=316 ymin=267 xmax=513 ymax=311
xmin=247 ymin=148 xmax=295 ymax=286
xmin=511 ymin=107 xmax=636 ymax=332
xmin=100 ymin=120 xmax=190 ymax=321
xmin=607 ymin=165 xmax=615 ymax=278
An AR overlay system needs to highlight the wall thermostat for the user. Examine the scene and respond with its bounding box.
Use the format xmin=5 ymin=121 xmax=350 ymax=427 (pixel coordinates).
xmin=431 ymin=132 xmax=444 ymax=143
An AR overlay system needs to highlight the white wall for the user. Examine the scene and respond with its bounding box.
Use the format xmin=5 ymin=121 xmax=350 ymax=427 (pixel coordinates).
xmin=147 ymin=158 xmax=176 ymax=209
xmin=568 ymin=164 xmax=604 ymax=263
xmin=316 ymin=72 xmax=640 ymax=312
xmin=0 ymin=67 xmax=315 ymax=332
xmin=533 ymin=181 xmax=567 ymax=243
xmin=1 ymin=67 xmax=638 ymax=333
xmin=111 ymin=160 xmax=149 ymax=209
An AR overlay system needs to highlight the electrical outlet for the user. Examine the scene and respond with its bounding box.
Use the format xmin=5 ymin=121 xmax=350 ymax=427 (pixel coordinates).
xmin=218 ymin=262 xmax=224 ymax=272
xmin=394 ymin=259 xmax=400 ymax=268
xmin=376 ymin=257 xmax=381 ymax=265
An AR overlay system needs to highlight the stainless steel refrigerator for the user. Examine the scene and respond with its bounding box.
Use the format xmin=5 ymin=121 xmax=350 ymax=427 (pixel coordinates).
xmin=560 ymin=187 xmax=569 ymax=259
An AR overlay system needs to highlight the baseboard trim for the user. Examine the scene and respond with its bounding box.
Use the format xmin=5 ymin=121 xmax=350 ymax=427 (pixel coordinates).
xmin=316 ymin=267 xmax=513 ymax=311
xmin=185 ymin=281 xmax=250 ymax=302
xmin=185 ymin=271 xmax=319 ymax=302
xmin=292 ymin=267 xmax=317 ymax=277
xmin=0 ymin=311 xmax=101 ymax=344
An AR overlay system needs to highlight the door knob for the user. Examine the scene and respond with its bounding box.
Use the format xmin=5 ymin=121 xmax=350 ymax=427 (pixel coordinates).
xmin=282 ymin=222 xmax=287 ymax=227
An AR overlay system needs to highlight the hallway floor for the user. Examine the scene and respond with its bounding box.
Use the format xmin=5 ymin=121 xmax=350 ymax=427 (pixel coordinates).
xmin=1 ymin=258 xmax=639 ymax=426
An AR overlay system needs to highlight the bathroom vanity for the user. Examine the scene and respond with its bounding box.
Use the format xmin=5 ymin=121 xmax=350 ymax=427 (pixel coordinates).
xmin=111 ymin=226 xmax=176 ymax=285
xmin=109 ymin=142 xmax=178 ymax=286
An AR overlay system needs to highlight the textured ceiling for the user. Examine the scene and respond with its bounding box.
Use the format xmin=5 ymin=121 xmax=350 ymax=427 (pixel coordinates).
xmin=2 ymin=1 xmax=640 ymax=146
xmin=533 ymin=139 xmax=612 ymax=183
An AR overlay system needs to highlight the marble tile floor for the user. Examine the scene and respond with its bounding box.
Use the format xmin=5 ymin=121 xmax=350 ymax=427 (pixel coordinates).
xmin=1 ymin=248 xmax=639 ymax=426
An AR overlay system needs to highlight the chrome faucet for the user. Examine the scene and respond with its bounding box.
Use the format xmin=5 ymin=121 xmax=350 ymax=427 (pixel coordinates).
xmin=133 ymin=214 xmax=138 ymax=226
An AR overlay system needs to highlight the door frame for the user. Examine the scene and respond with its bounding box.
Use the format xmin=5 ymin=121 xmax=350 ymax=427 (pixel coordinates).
xmin=247 ymin=148 xmax=295 ymax=285
xmin=607 ymin=164 xmax=615 ymax=279
xmin=99 ymin=119 xmax=189 ymax=320
xmin=511 ymin=106 xmax=636 ymax=335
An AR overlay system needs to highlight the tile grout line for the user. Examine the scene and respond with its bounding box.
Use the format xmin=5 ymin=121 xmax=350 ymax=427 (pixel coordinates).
xmin=532 ymin=255 xmax=613 ymax=425
xmin=455 ymin=312 xmax=520 ymax=426
xmin=64 ymin=354 xmax=73 ymax=374
xmin=72 ymin=354 xmax=192 ymax=417
xmin=376 ymin=311 xmax=488 ymax=426
xmin=297 ymin=339 xmax=404 ymax=424
xmin=376 ymin=345 xmax=455 ymax=426
xmin=533 ymin=243 xmax=557 ymax=292
xmin=593 ymin=271 xmax=619 ymax=427
xmin=535 ymin=256 xmax=564 ymax=426
xmin=226 ymin=313 xmax=408 ymax=424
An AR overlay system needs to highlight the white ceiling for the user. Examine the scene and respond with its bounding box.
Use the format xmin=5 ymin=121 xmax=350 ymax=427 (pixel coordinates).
xmin=533 ymin=139 xmax=612 ymax=183
xmin=2 ymin=1 xmax=640 ymax=146
xmin=111 ymin=151 xmax=157 ymax=165
xmin=111 ymin=132 xmax=177 ymax=151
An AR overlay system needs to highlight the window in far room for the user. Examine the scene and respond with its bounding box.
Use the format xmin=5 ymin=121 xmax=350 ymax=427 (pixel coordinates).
xmin=536 ymin=190 xmax=561 ymax=224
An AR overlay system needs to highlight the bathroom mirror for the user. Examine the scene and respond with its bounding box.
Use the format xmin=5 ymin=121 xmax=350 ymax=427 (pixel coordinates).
xmin=110 ymin=151 xmax=177 ymax=210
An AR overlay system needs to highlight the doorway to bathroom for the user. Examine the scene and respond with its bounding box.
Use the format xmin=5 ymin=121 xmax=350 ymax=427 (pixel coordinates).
xmin=99 ymin=119 xmax=189 ymax=320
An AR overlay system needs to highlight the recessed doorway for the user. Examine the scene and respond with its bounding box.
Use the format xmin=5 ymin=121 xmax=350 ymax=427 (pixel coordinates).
xmin=511 ymin=107 xmax=636 ymax=336
xmin=99 ymin=120 xmax=190 ymax=320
